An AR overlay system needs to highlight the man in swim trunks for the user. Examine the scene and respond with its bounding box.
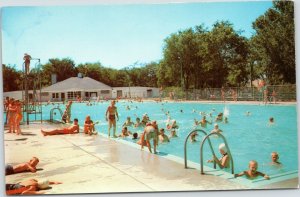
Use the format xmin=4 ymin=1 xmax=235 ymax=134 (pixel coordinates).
xmin=41 ymin=118 xmax=79 ymax=136
xmin=5 ymin=157 xmax=39 ymax=175
xmin=105 ymin=100 xmax=119 ymax=137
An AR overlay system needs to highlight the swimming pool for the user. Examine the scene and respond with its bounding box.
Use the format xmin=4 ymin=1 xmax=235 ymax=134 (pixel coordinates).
xmin=38 ymin=101 xmax=299 ymax=178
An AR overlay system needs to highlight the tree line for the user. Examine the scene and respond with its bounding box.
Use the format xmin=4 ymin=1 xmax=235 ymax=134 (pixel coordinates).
xmin=3 ymin=1 xmax=295 ymax=92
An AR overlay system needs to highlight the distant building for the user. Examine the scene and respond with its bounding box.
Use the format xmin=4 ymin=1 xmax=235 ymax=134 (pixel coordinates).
xmin=112 ymin=86 xmax=159 ymax=99
xmin=41 ymin=77 xmax=112 ymax=101
xmin=3 ymin=76 xmax=160 ymax=102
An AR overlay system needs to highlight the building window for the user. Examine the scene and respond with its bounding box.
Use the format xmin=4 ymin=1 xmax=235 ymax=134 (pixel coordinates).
xmin=41 ymin=92 xmax=49 ymax=96
xmin=67 ymin=92 xmax=81 ymax=99
xmin=67 ymin=92 xmax=74 ymax=99
xmin=100 ymin=90 xmax=110 ymax=94
xmin=52 ymin=93 xmax=59 ymax=99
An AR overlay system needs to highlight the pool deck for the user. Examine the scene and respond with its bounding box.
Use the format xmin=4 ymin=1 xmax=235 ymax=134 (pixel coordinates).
xmin=3 ymin=122 xmax=298 ymax=195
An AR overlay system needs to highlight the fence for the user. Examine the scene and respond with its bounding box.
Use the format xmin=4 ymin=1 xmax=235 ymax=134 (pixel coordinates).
xmin=160 ymin=85 xmax=296 ymax=102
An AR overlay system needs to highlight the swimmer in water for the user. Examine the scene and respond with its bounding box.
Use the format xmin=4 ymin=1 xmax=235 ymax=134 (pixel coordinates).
xmin=234 ymin=160 xmax=270 ymax=180
xmin=207 ymin=143 xmax=230 ymax=169
xmin=270 ymin=152 xmax=282 ymax=166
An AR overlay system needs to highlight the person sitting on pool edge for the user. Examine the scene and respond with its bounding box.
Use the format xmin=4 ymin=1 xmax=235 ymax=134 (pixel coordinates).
xmin=84 ymin=115 xmax=95 ymax=135
xmin=6 ymin=157 xmax=39 ymax=175
xmin=234 ymin=160 xmax=270 ymax=180
xmin=41 ymin=118 xmax=79 ymax=136
xmin=207 ymin=143 xmax=230 ymax=169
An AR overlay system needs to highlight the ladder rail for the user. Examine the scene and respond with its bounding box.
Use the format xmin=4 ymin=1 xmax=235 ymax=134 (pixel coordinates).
xmin=50 ymin=107 xmax=64 ymax=122
xmin=184 ymin=129 xmax=217 ymax=169
xmin=200 ymin=132 xmax=234 ymax=174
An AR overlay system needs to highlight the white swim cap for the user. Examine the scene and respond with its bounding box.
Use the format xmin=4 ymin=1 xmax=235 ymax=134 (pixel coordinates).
xmin=37 ymin=179 xmax=49 ymax=189
xmin=219 ymin=143 xmax=227 ymax=153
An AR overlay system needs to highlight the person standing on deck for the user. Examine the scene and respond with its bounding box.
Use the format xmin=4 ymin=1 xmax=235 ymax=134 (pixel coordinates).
xmin=105 ymin=100 xmax=119 ymax=137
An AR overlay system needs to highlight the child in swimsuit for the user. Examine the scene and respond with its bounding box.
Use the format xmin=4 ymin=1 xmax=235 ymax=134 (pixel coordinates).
xmin=235 ymin=160 xmax=270 ymax=180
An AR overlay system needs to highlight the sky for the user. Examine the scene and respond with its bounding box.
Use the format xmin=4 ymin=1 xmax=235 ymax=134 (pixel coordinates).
xmin=1 ymin=1 xmax=273 ymax=71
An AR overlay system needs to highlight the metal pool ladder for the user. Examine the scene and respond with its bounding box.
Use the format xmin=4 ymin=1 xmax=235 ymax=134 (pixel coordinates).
xmin=50 ymin=107 xmax=63 ymax=123
xmin=200 ymin=132 xmax=234 ymax=174
xmin=184 ymin=129 xmax=217 ymax=170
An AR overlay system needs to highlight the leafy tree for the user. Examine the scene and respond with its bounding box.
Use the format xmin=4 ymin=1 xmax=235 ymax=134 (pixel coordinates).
xmin=2 ymin=64 xmax=22 ymax=91
xmin=251 ymin=0 xmax=295 ymax=84
xmin=204 ymin=21 xmax=249 ymax=87
xmin=41 ymin=58 xmax=77 ymax=86
xmin=77 ymin=62 xmax=103 ymax=81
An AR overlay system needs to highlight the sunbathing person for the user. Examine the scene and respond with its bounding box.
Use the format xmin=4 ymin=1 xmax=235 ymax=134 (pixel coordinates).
xmin=41 ymin=118 xmax=79 ymax=136
xmin=5 ymin=157 xmax=39 ymax=175
xmin=6 ymin=179 xmax=62 ymax=195
xmin=234 ymin=160 xmax=270 ymax=180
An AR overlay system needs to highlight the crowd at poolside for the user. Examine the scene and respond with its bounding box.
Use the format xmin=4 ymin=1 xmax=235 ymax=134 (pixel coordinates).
xmin=4 ymin=97 xmax=284 ymax=194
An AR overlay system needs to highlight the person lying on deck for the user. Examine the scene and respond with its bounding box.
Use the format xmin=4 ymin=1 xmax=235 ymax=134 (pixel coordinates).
xmin=5 ymin=157 xmax=39 ymax=175
xmin=6 ymin=179 xmax=62 ymax=195
xmin=41 ymin=118 xmax=79 ymax=136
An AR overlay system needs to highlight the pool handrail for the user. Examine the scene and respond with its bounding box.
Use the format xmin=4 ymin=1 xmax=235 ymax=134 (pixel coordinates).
xmin=184 ymin=129 xmax=217 ymax=169
xmin=50 ymin=107 xmax=63 ymax=123
xmin=200 ymin=132 xmax=234 ymax=174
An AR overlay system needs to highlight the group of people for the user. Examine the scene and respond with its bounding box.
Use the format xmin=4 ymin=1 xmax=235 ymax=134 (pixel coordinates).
xmin=5 ymin=157 xmax=62 ymax=194
xmin=6 ymin=97 xmax=282 ymax=183
xmin=4 ymin=97 xmax=23 ymax=135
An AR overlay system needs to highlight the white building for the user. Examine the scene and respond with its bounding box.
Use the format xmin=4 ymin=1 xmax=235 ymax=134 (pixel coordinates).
xmin=4 ymin=76 xmax=160 ymax=102
xmin=112 ymin=86 xmax=160 ymax=99
xmin=41 ymin=77 xmax=112 ymax=101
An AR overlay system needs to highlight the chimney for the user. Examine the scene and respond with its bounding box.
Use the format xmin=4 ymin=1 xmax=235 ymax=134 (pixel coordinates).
xmin=51 ymin=74 xmax=57 ymax=84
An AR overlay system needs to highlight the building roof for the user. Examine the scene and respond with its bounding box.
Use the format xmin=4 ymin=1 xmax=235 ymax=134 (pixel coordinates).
xmin=42 ymin=77 xmax=112 ymax=92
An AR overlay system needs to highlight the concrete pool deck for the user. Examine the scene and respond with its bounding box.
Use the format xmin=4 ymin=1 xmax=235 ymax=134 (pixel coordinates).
xmin=3 ymin=122 xmax=298 ymax=195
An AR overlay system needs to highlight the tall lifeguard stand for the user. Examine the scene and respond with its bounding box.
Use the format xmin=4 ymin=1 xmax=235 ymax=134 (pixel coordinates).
xmin=22 ymin=53 xmax=43 ymax=125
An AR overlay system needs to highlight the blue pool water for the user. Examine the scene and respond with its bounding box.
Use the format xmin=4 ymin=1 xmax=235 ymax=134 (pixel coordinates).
xmin=39 ymin=101 xmax=298 ymax=176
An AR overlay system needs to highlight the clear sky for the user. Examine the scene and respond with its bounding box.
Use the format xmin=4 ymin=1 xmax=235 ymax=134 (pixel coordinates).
xmin=1 ymin=1 xmax=273 ymax=70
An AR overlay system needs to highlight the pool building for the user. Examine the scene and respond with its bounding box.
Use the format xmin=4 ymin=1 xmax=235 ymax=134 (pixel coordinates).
xmin=3 ymin=75 xmax=160 ymax=102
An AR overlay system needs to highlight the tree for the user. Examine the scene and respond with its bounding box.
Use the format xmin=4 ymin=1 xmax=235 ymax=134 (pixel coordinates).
xmin=41 ymin=58 xmax=77 ymax=86
xmin=77 ymin=62 xmax=103 ymax=81
xmin=251 ymin=0 xmax=295 ymax=84
xmin=2 ymin=64 xmax=22 ymax=92
xmin=204 ymin=21 xmax=249 ymax=87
